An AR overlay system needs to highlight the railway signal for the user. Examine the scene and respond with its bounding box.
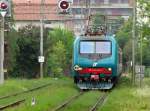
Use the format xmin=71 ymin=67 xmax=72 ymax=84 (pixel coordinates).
xmin=58 ymin=0 xmax=70 ymax=14
xmin=0 ymin=0 xmax=11 ymax=17
xmin=0 ymin=2 xmax=8 ymax=10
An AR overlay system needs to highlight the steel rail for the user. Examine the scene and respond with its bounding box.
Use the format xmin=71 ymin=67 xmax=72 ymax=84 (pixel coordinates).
xmin=0 ymin=83 xmax=51 ymax=100
xmin=0 ymin=99 xmax=25 ymax=110
xmin=52 ymin=92 xmax=84 ymax=111
xmin=89 ymin=92 xmax=109 ymax=111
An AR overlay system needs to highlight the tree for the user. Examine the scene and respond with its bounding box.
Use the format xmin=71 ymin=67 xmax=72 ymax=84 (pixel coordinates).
xmin=137 ymin=25 xmax=150 ymax=66
xmin=115 ymin=19 xmax=132 ymax=66
xmin=5 ymin=29 xmax=19 ymax=77
xmin=47 ymin=28 xmax=74 ymax=75
xmin=116 ymin=1 xmax=150 ymax=67
xmin=138 ymin=0 xmax=150 ymax=22
xmin=13 ymin=25 xmax=49 ymax=78
xmin=123 ymin=39 xmax=132 ymax=64
xmin=116 ymin=19 xmax=132 ymax=49
xmin=136 ymin=0 xmax=150 ymax=66
xmin=47 ymin=41 xmax=67 ymax=77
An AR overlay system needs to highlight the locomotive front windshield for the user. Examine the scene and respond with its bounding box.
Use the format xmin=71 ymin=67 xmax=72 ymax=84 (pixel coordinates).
xmin=80 ymin=41 xmax=111 ymax=54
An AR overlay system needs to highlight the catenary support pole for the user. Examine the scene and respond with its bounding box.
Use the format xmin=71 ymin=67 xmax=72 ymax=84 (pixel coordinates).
xmin=132 ymin=0 xmax=136 ymax=85
xmin=0 ymin=16 xmax=5 ymax=84
xmin=40 ymin=0 xmax=45 ymax=78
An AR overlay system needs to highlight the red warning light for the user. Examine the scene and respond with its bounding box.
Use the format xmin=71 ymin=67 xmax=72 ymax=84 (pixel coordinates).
xmin=0 ymin=2 xmax=8 ymax=10
xmin=59 ymin=0 xmax=70 ymax=10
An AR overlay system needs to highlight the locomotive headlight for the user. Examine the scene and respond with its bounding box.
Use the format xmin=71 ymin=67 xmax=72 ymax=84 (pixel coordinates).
xmin=74 ymin=65 xmax=82 ymax=71
xmin=108 ymin=68 xmax=112 ymax=71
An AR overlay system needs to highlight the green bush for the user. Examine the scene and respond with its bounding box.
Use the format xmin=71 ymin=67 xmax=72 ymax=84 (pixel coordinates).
xmin=47 ymin=41 xmax=67 ymax=77
xmin=5 ymin=29 xmax=19 ymax=75
xmin=46 ymin=28 xmax=74 ymax=75
xmin=12 ymin=25 xmax=49 ymax=78
xmin=8 ymin=26 xmax=73 ymax=78
xmin=145 ymin=68 xmax=150 ymax=77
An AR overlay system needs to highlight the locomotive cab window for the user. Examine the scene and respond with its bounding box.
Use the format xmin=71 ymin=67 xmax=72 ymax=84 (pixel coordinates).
xmin=80 ymin=41 xmax=111 ymax=54
xmin=80 ymin=42 xmax=95 ymax=54
xmin=96 ymin=42 xmax=111 ymax=54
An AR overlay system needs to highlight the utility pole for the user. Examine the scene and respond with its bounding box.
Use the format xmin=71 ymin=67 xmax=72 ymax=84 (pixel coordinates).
xmin=39 ymin=0 xmax=45 ymax=78
xmin=0 ymin=15 xmax=5 ymax=84
xmin=140 ymin=27 xmax=143 ymax=88
xmin=0 ymin=0 xmax=11 ymax=84
xmin=140 ymin=30 xmax=142 ymax=67
xmin=132 ymin=0 xmax=136 ymax=85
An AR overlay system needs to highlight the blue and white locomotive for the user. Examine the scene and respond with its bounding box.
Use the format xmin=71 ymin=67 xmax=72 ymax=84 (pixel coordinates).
xmin=72 ymin=34 xmax=122 ymax=89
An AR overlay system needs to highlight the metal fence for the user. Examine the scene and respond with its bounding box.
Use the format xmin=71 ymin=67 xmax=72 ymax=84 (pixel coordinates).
xmin=135 ymin=65 xmax=150 ymax=78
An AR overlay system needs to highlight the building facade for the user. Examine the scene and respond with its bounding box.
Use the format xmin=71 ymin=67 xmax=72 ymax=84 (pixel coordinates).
xmin=71 ymin=0 xmax=134 ymax=35
xmin=12 ymin=0 xmax=134 ymax=35
xmin=13 ymin=0 xmax=72 ymax=30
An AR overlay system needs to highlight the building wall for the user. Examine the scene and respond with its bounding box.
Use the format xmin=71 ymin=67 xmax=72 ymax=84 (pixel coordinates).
xmin=13 ymin=0 xmax=67 ymax=30
xmin=13 ymin=21 xmax=65 ymax=30
xmin=73 ymin=0 xmax=132 ymax=5
xmin=71 ymin=0 xmax=133 ymax=35
xmin=72 ymin=0 xmax=133 ymax=15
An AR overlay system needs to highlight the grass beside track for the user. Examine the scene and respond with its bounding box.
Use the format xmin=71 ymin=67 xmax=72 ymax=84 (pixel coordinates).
xmin=1 ymin=77 xmax=150 ymax=111
xmin=0 ymin=78 xmax=54 ymax=106
xmin=3 ymin=77 xmax=78 ymax=111
xmin=99 ymin=77 xmax=150 ymax=111
xmin=0 ymin=78 xmax=52 ymax=96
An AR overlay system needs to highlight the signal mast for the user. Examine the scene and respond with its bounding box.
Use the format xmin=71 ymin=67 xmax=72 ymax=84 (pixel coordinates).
xmin=0 ymin=0 xmax=11 ymax=84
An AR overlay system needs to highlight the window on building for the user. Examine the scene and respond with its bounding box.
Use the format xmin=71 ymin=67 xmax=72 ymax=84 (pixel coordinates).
xmin=104 ymin=0 xmax=109 ymax=4
xmin=73 ymin=0 xmax=78 ymax=3
xmin=80 ymin=0 xmax=86 ymax=5
xmin=74 ymin=8 xmax=81 ymax=14
xmin=97 ymin=0 xmax=104 ymax=4
xmin=109 ymin=0 xmax=119 ymax=3
xmin=121 ymin=0 xmax=129 ymax=3
xmin=91 ymin=0 xmax=95 ymax=4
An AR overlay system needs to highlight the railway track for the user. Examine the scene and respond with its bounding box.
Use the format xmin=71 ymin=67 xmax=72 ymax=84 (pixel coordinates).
xmin=0 ymin=83 xmax=51 ymax=100
xmin=0 ymin=83 xmax=52 ymax=110
xmin=89 ymin=92 xmax=109 ymax=111
xmin=0 ymin=99 xmax=25 ymax=110
xmin=52 ymin=92 xmax=84 ymax=111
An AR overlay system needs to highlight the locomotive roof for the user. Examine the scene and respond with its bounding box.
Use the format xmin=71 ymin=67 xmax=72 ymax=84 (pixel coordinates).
xmin=76 ymin=35 xmax=116 ymax=41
